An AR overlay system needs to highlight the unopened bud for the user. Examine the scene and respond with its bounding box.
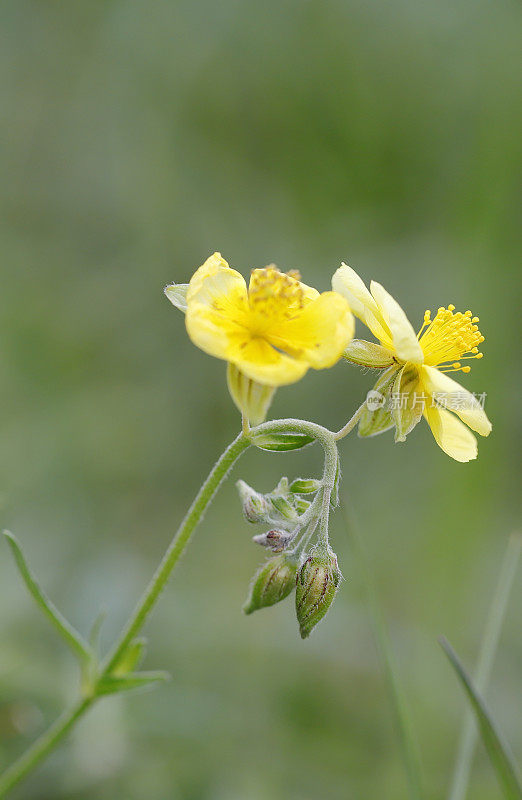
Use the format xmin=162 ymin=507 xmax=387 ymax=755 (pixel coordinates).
xmin=294 ymin=498 xmax=311 ymax=514
xmin=269 ymin=495 xmax=298 ymax=521
xmin=295 ymin=547 xmax=342 ymax=639
xmin=252 ymin=529 xmax=294 ymax=552
xmin=289 ymin=478 xmax=322 ymax=494
xmin=243 ymin=554 xmax=299 ymax=614
xmin=236 ymin=480 xmax=270 ymax=523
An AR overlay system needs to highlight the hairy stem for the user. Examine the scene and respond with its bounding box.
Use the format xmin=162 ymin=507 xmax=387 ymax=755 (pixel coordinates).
xmin=0 ymin=698 xmax=94 ymax=797
xmin=334 ymin=400 xmax=367 ymax=440
xmin=102 ymin=432 xmax=250 ymax=674
xmin=0 ymin=432 xmax=250 ymax=798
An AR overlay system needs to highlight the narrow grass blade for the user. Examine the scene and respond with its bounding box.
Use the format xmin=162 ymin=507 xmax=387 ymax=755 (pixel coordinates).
xmin=341 ymin=504 xmax=424 ymax=800
xmin=449 ymin=535 xmax=522 ymax=800
xmin=3 ymin=530 xmax=92 ymax=664
xmin=440 ymin=637 xmax=522 ymax=800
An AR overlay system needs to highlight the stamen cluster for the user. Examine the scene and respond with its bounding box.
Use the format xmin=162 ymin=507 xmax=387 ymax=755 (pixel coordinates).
xmin=248 ymin=266 xmax=304 ymax=320
xmin=418 ymin=305 xmax=485 ymax=373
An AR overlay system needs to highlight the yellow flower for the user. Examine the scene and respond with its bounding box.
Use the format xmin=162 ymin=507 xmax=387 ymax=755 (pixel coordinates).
xmin=332 ymin=264 xmax=491 ymax=462
xmin=165 ymin=253 xmax=354 ymax=424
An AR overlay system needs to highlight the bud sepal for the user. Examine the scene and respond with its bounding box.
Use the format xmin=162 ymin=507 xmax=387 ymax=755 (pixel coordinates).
xmin=236 ymin=480 xmax=271 ymax=523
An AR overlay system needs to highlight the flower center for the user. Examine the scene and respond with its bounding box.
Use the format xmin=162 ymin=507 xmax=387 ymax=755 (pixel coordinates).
xmin=417 ymin=305 xmax=484 ymax=373
xmin=248 ymin=266 xmax=304 ymax=325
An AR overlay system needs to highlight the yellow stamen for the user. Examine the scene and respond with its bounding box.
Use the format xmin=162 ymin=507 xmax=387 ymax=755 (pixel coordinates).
xmin=248 ymin=266 xmax=305 ymax=323
xmin=419 ymin=305 xmax=484 ymax=373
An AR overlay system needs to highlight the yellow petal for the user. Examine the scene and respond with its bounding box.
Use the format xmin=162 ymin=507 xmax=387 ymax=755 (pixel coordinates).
xmin=185 ymin=303 xmax=236 ymax=360
xmin=228 ymin=337 xmax=309 ymax=386
xmin=267 ymin=292 xmax=355 ymax=369
xmin=369 ymin=281 xmax=424 ymax=364
xmin=332 ymin=264 xmax=392 ymax=346
xmin=187 ymin=252 xmax=246 ymax=305
xmin=185 ymin=254 xmax=249 ymax=360
xmin=424 ymin=404 xmax=478 ymax=462
xmin=332 ymin=264 xmax=380 ymax=320
xmin=421 ymin=366 xmax=492 ymax=437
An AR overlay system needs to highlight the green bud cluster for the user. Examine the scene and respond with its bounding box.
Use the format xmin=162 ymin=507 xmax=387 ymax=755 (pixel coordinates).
xmin=236 ymin=476 xmax=320 ymax=531
xmin=295 ymin=546 xmax=342 ymax=639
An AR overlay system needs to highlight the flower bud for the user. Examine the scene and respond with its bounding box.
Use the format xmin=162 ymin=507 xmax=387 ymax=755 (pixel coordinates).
xmin=236 ymin=480 xmax=270 ymax=523
xmin=289 ymin=478 xmax=322 ymax=494
xmin=252 ymin=529 xmax=294 ymax=552
xmin=269 ymin=495 xmax=298 ymax=522
xmin=295 ymin=547 xmax=342 ymax=639
xmin=294 ymin=498 xmax=311 ymax=514
xmin=243 ymin=553 xmax=299 ymax=614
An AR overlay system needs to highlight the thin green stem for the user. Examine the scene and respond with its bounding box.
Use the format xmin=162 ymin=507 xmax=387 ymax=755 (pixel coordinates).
xmin=0 ymin=698 xmax=94 ymax=797
xmin=448 ymin=534 xmax=522 ymax=800
xmin=334 ymin=400 xmax=366 ymax=440
xmin=102 ymin=432 xmax=250 ymax=675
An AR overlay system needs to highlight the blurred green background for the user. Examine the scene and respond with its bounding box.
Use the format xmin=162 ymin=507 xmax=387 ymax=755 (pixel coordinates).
xmin=1 ymin=1 xmax=521 ymax=798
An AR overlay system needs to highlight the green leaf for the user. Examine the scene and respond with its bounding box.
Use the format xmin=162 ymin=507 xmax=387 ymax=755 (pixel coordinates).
xmin=96 ymin=670 xmax=170 ymax=696
xmin=164 ymin=283 xmax=188 ymax=312
xmin=88 ymin=608 xmax=107 ymax=653
xmin=251 ymin=432 xmax=314 ymax=451
xmin=341 ymin=506 xmax=424 ymax=800
xmin=111 ymin=638 xmax=147 ymax=676
xmin=3 ymin=531 xmax=92 ymax=664
xmin=440 ymin=637 xmax=522 ymax=800
xmin=449 ymin=535 xmax=521 ymax=800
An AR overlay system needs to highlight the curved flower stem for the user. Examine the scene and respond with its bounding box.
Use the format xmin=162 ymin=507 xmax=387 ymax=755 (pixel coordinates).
xmin=0 ymin=432 xmax=250 ymax=798
xmin=253 ymin=418 xmax=338 ymax=487
xmin=0 ymin=414 xmax=355 ymax=797
xmin=334 ymin=400 xmax=367 ymax=440
xmin=102 ymin=431 xmax=250 ymax=675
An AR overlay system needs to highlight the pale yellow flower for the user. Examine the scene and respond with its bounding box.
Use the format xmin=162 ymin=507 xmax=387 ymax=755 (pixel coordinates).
xmin=332 ymin=264 xmax=491 ymax=462
xmin=165 ymin=253 xmax=354 ymax=424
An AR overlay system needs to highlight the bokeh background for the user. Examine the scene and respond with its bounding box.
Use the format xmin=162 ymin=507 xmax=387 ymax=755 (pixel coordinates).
xmin=1 ymin=1 xmax=521 ymax=798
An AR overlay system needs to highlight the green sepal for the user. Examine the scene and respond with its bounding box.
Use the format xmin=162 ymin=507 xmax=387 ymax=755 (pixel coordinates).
xmin=294 ymin=498 xmax=311 ymax=514
xmin=111 ymin=638 xmax=147 ymax=677
xmin=243 ymin=553 xmax=299 ymax=614
xmin=227 ymin=364 xmax=275 ymax=425
xmin=358 ymin=367 xmax=399 ymax=438
xmin=164 ymin=283 xmax=189 ymax=313
xmin=343 ymin=339 xmax=395 ymax=368
xmin=269 ymin=495 xmax=298 ymax=521
xmin=289 ymin=478 xmax=322 ymax=494
xmin=251 ymin=432 xmax=314 ymax=452
xmin=391 ymin=365 xmax=423 ymax=443
xmin=96 ymin=670 xmax=170 ymax=696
